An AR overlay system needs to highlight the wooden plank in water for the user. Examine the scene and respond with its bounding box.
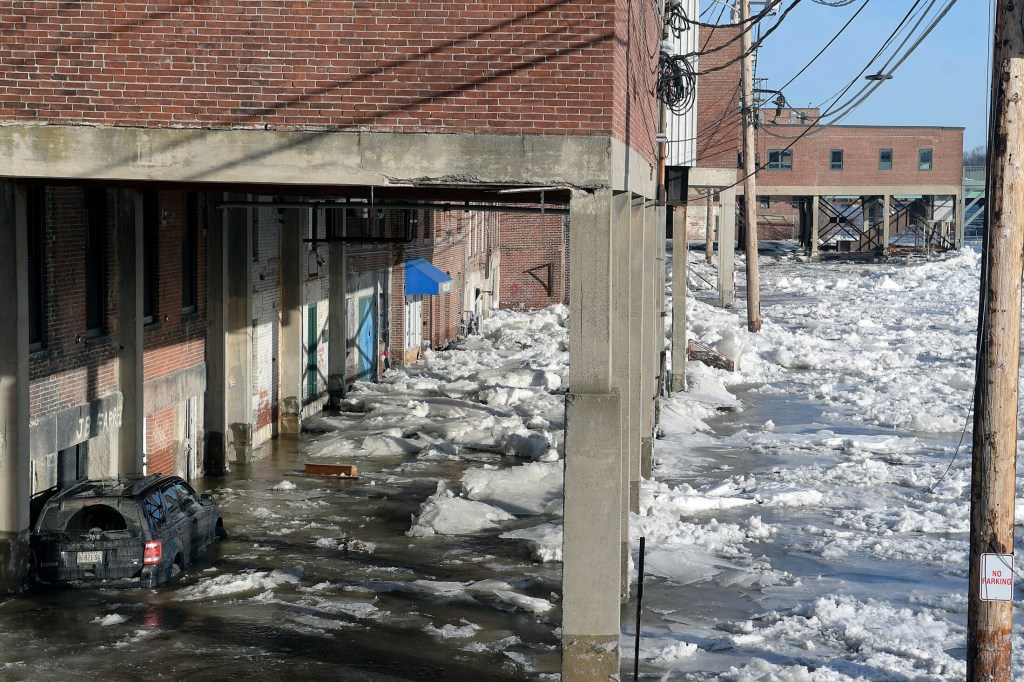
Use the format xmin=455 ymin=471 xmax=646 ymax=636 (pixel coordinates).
xmin=304 ymin=463 xmax=359 ymax=478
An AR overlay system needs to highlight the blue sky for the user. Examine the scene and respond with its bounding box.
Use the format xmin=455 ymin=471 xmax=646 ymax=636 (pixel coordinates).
xmin=752 ymin=1 xmax=989 ymax=152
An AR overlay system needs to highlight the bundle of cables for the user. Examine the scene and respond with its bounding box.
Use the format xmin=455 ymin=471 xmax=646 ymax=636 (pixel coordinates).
xmin=656 ymin=53 xmax=697 ymax=114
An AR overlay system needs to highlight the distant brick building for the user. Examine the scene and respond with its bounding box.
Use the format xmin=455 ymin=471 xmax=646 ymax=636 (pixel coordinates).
xmin=755 ymin=109 xmax=964 ymax=252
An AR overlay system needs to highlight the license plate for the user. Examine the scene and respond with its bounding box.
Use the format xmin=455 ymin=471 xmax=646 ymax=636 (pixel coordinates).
xmin=77 ymin=551 xmax=102 ymax=564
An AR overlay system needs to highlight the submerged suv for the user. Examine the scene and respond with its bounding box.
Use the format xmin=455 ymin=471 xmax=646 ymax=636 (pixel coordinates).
xmin=30 ymin=474 xmax=226 ymax=588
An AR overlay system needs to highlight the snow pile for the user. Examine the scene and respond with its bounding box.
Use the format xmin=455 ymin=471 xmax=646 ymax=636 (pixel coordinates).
xmin=176 ymin=567 xmax=306 ymax=601
xmin=406 ymin=482 xmax=515 ymax=537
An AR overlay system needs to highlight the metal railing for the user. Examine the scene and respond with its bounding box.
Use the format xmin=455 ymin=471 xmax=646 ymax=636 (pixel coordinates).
xmin=964 ymin=166 xmax=986 ymax=182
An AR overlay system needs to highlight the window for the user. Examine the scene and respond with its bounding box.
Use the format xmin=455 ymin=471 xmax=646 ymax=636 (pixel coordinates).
xmin=142 ymin=191 xmax=159 ymax=324
xmin=27 ymin=186 xmax=45 ymax=350
xmin=181 ymin=193 xmax=198 ymax=314
xmin=404 ymin=210 xmax=417 ymax=240
xmin=84 ymin=188 xmax=107 ymax=336
xmin=879 ymin=148 xmax=893 ymax=171
xmin=919 ymin=148 xmax=933 ymax=171
xmin=766 ymin=149 xmax=792 ymax=170
xmin=759 ymin=196 xmax=770 ymax=209
xmin=142 ymin=489 xmax=166 ymax=533
xmin=830 ymin=149 xmax=844 ymax=171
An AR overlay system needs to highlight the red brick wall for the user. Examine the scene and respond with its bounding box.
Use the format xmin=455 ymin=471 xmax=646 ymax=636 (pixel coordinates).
xmin=29 ymin=187 xmax=119 ymax=419
xmin=145 ymin=405 xmax=176 ymax=475
xmin=612 ymin=0 xmax=662 ymax=165
xmin=498 ymin=212 xmax=567 ymax=310
xmin=695 ymin=25 xmax=742 ymax=169
xmin=756 ymin=124 xmax=964 ymax=190
xmin=0 ymin=1 xmax=636 ymax=144
xmin=142 ymin=191 xmax=207 ymax=384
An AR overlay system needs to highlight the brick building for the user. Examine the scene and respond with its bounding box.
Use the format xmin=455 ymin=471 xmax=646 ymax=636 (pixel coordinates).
xmin=1 ymin=1 xmax=668 ymax=676
xmin=755 ymin=109 xmax=964 ymax=253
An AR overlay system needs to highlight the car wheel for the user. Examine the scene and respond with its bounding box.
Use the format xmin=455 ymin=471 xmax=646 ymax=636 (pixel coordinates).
xmin=170 ymin=556 xmax=183 ymax=581
xmin=215 ymin=519 xmax=228 ymax=540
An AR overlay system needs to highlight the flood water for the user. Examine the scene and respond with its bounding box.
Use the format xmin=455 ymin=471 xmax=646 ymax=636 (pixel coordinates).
xmin=0 ymin=432 xmax=562 ymax=681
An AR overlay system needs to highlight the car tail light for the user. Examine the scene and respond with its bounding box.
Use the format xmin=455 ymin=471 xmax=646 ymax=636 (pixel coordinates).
xmin=143 ymin=540 xmax=162 ymax=565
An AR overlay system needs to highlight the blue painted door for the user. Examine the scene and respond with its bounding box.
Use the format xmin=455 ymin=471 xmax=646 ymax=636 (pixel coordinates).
xmin=356 ymin=296 xmax=376 ymax=381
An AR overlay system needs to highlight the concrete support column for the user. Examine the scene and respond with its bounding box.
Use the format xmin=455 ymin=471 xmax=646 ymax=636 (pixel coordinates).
xmin=955 ymin=190 xmax=965 ymax=248
xmin=640 ymin=203 xmax=657 ymax=478
xmin=0 ymin=180 xmax=31 ymax=592
xmin=882 ymin=194 xmax=891 ymax=256
xmin=718 ymin=187 xmax=736 ymax=306
xmin=328 ymin=229 xmax=348 ymax=406
xmin=671 ymin=204 xmax=687 ymax=393
xmin=610 ymin=191 xmax=633 ymax=597
xmin=226 ymin=201 xmax=254 ymax=461
xmin=205 ymin=194 xmax=229 ymax=474
xmin=810 ymin=195 xmax=821 ymax=262
xmin=116 ymin=189 xmax=145 ymax=475
xmin=626 ymin=198 xmax=645 ymax=516
xmin=705 ymin=194 xmax=714 ymax=264
xmin=562 ymin=188 xmax=622 ymax=681
xmin=279 ymin=208 xmax=304 ymax=434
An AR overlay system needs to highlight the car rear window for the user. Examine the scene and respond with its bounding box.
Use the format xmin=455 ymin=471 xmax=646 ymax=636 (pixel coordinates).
xmin=37 ymin=498 xmax=144 ymax=538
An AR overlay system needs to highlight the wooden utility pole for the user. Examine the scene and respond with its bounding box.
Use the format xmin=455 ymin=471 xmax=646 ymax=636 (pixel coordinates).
xmin=967 ymin=3 xmax=1024 ymax=679
xmin=739 ymin=0 xmax=761 ymax=332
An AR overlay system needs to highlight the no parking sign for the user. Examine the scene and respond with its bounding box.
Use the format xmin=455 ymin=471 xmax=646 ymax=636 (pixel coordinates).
xmin=980 ymin=553 xmax=1015 ymax=602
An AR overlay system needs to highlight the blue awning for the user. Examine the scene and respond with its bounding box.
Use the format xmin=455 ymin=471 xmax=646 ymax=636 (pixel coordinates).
xmin=405 ymin=258 xmax=453 ymax=295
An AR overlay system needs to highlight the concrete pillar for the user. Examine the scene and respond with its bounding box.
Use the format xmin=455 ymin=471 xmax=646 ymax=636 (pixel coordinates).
xmin=705 ymin=194 xmax=714 ymax=264
xmin=627 ymin=198 xmax=645 ymax=516
xmin=328 ymin=218 xmax=348 ymax=405
xmin=226 ymin=201 xmax=254 ymax=461
xmin=955 ymin=190 xmax=965 ymax=248
xmin=116 ymin=189 xmax=145 ymax=475
xmin=718 ymin=187 xmax=736 ymax=307
xmin=0 ymin=180 xmax=31 ymax=592
xmin=640 ymin=203 xmax=657 ymax=478
xmin=204 ymin=194 xmax=229 ymax=474
xmin=562 ymin=188 xmax=622 ymax=681
xmin=810 ymin=195 xmax=821 ymax=262
xmin=610 ymin=191 xmax=632 ymax=597
xmin=882 ymin=194 xmax=891 ymax=256
xmin=671 ymin=204 xmax=687 ymax=393
xmin=279 ymin=208 xmax=304 ymax=434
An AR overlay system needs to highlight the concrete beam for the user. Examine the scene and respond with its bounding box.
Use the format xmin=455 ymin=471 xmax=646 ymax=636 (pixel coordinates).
xmin=116 ymin=189 xmax=145 ymax=475
xmin=0 ymin=125 xmax=617 ymax=191
xmin=688 ymin=167 xmax=738 ymax=188
xmin=225 ymin=199 xmax=254 ymax=461
xmin=749 ymin=184 xmax=962 ymax=197
xmin=0 ymin=180 xmax=30 ymax=593
xmin=718 ymin=187 xmax=736 ymax=307
xmin=279 ymin=208 xmax=304 ymax=434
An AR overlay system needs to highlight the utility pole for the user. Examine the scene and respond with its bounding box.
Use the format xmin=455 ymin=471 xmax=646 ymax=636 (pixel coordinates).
xmin=967 ymin=3 xmax=1024 ymax=679
xmin=739 ymin=0 xmax=761 ymax=332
